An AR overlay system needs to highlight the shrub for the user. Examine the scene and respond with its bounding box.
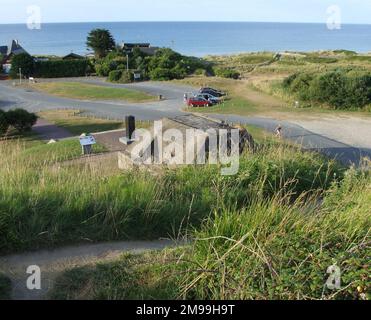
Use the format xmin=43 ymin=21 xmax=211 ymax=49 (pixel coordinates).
xmin=149 ymin=67 xmax=174 ymax=81
xmin=214 ymin=67 xmax=240 ymax=79
xmin=0 ymin=110 xmax=9 ymax=136
xmin=194 ymin=68 xmax=208 ymax=76
xmin=5 ymin=109 xmax=38 ymax=132
xmin=9 ymin=53 xmax=35 ymax=79
xmin=34 ymin=60 xmax=91 ymax=78
xmin=108 ymin=70 xmax=123 ymax=82
xmin=120 ymin=71 xmax=133 ymax=83
xmin=283 ymin=70 xmax=371 ymax=109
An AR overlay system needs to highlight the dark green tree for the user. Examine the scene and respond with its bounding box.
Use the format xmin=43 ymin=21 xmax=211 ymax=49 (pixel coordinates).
xmin=9 ymin=53 xmax=35 ymax=79
xmin=86 ymin=29 xmax=116 ymax=59
xmin=5 ymin=109 xmax=38 ymax=132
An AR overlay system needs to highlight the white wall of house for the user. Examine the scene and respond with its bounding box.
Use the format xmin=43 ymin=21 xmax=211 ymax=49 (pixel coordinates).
xmin=2 ymin=64 xmax=11 ymax=74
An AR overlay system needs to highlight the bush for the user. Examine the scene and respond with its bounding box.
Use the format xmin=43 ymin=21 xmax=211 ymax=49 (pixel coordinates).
xmin=214 ymin=67 xmax=240 ymax=79
xmin=149 ymin=67 xmax=174 ymax=81
xmin=34 ymin=59 xmax=91 ymax=78
xmin=108 ymin=70 xmax=123 ymax=82
xmin=194 ymin=68 xmax=208 ymax=76
xmin=9 ymin=53 xmax=35 ymax=79
xmin=0 ymin=110 xmax=9 ymax=136
xmin=5 ymin=109 xmax=38 ymax=132
xmin=120 ymin=71 xmax=133 ymax=83
xmin=283 ymin=70 xmax=371 ymax=109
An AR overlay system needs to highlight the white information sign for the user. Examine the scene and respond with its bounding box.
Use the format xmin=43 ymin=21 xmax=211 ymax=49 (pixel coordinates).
xmin=79 ymin=136 xmax=96 ymax=146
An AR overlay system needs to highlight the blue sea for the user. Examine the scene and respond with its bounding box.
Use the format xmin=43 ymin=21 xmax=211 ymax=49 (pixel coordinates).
xmin=0 ymin=22 xmax=370 ymax=57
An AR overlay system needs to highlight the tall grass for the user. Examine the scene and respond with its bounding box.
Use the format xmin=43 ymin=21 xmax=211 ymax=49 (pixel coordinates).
xmin=0 ymin=136 xmax=341 ymax=254
xmin=173 ymin=169 xmax=370 ymax=300
xmin=49 ymin=168 xmax=369 ymax=300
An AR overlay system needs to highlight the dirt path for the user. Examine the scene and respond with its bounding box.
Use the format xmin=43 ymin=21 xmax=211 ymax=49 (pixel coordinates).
xmin=0 ymin=240 xmax=178 ymax=300
xmin=240 ymin=82 xmax=286 ymax=109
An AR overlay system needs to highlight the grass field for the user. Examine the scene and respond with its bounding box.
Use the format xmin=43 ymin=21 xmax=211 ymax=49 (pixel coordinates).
xmin=30 ymin=82 xmax=155 ymax=102
xmin=0 ymin=128 xmax=343 ymax=254
xmin=38 ymin=109 xmax=152 ymax=135
xmin=177 ymin=51 xmax=371 ymax=117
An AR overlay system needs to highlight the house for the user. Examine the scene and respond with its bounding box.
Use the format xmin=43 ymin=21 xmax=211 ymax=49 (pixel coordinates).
xmin=1 ymin=40 xmax=29 ymax=74
xmin=120 ymin=43 xmax=160 ymax=56
xmin=62 ymin=53 xmax=85 ymax=60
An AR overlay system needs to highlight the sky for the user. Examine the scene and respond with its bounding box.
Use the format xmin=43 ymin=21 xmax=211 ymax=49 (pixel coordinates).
xmin=0 ymin=0 xmax=370 ymax=24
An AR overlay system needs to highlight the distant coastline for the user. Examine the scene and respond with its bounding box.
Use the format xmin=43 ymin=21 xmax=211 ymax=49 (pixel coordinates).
xmin=0 ymin=21 xmax=370 ymax=57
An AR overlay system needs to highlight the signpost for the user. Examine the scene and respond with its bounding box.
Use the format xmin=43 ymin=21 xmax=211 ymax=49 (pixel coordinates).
xmin=79 ymin=134 xmax=96 ymax=155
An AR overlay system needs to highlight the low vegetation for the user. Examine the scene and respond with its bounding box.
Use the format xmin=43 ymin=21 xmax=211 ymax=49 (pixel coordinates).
xmin=38 ymin=110 xmax=124 ymax=135
xmin=0 ymin=274 xmax=12 ymax=300
xmin=282 ymin=69 xmax=371 ymax=110
xmin=204 ymin=51 xmax=371 ymax=112
xmin=50 ymin=168 xmax=370 ymax=300
xmin=30 ymin=82 xmax=155 ymax=102
xmin=38 ymin=109 xmax=152 ymax=135
xmin=0 ymin=129 xmax=342 ymax=254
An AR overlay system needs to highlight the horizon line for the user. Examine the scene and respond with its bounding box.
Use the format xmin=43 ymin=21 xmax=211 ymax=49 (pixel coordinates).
xmin=0 ymin=20 xmax=370 ymax=26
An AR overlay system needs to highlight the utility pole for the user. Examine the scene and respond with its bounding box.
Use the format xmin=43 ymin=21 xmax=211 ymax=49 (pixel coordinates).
xmin=19 ymin=68 xmax=22 ymax=85
xmin=126 ymin=54 xmax=129 ymax=71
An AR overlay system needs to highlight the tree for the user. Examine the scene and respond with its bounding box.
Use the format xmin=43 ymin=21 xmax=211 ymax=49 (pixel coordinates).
xmin=86 ymin=29 xmax=116 ymax=59
xmin=9 ymin=53 xmax=35 ymax=79
xmin=5 ymin=109 xmax=38 ymax=132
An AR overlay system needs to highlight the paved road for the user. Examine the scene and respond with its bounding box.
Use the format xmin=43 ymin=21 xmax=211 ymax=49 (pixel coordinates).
xmin=0 ymin=78 xmax=194 ymax=120
xmin=0 ymin=78 xmax=370 ymax=166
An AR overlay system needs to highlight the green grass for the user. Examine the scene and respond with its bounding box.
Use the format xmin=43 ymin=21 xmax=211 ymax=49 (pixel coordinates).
xmin=190 ymin=97 xmax=258 ymax=116
xmin=0 ymin=133 xmax=342 ymax=254
xmin=30 ymin=82 xmax=155 ymax=102
xmin=38 ymin=109 xmax=152 ymax=135
xmin=50 ymin=169 xmax=370 ymax=300
xmin=49 ymin=251 xmax=180 ymax=300
xmin=0 ymin=274 xmax=12 ymax=300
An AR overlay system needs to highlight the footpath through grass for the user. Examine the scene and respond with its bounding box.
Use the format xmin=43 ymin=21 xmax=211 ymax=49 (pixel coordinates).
xmin=30 ymin=82 xmax=155 ymax=103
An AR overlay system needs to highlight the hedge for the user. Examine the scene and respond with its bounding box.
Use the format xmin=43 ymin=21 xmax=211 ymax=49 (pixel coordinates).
xmin=34 ymin=60 xmax=92 ymax=78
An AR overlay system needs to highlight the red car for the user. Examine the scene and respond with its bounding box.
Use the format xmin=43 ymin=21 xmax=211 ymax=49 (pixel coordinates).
xmin=187 ymin=97 xmax=211 ymax=107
